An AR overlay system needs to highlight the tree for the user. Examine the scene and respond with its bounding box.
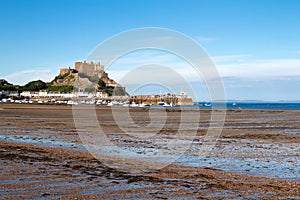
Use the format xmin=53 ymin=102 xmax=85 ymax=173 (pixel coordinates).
xmin=0 ymin=79 xmax=20 ymax=91
xmin=98 ymin=79 xmax=106 ymax=88
xmin=0 ymin=79 xmax=12 ymax=86
xmin=48 ymin=85 xmax=74 ymax=92
xmin=112 ymin=87 xmax=128 ymax=96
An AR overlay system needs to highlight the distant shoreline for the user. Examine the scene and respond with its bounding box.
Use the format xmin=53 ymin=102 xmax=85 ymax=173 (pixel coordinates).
xmin=1 ymin=102 xmax=300 ymax=111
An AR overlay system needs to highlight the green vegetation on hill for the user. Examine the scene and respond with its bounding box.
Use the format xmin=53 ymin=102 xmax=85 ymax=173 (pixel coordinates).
xmin=0 ymin=79 xmax=49 ymax=92
xmin=51 ymin=73 xmax=70 ymax=83
xmin=0 ymin=79 xmax=73 ymax=92
xmin=23 ymin=80 xmax=48 ymax=91
xmin=0 ymin=79 xmax=21 ymax=91
xmin=0 ymin=78 xmax=127 ymax=96
xmin=47 ymin=85 xmax=74 ymax=93
xmin=102 ymin=86 xmax=128 ymax=96
xmin=98 ymin=79 xmax=106 ymax=88
xmin=1 ymin=69 xmax=128 ymax=96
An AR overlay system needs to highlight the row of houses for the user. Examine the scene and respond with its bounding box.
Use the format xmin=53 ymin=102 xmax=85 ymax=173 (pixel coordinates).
xmin=0 ymin=91 xmax=19 ymax=98
xmin=19 ymin=91 xmax=109 ymax=99
xmin=1 ymin=90 xmax=188 ymax=99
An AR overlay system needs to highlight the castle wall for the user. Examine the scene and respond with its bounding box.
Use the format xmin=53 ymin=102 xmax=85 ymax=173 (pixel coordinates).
xmin=75 ymin=62 xmax=82 ymax=71
xmin=75 ymin=61 xmax=103 ymax=77
xmin=177 ymin=97 xmax=193 ymax=106
xmin=59 ymin=68 xmax=70 ymax=76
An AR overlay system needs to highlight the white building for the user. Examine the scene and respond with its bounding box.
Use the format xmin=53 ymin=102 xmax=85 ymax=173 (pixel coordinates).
xmin=20 ymin=91 xmax=39 ymax=98
xmin=96 ymin=91 xmax=108 ymax=98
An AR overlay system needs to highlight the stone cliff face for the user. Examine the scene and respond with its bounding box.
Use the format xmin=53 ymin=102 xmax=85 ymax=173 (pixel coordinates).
xmin=52 ymin=72 xmax=77 ymax=87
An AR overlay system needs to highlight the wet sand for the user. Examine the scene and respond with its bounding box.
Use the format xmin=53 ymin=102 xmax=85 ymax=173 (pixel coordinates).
xmin=0 ymin=104 xmax=299 ymax=199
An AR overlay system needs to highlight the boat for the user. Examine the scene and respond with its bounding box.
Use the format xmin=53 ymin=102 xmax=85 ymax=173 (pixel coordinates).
xmin=157 ymin=101 xmax=165 ymax=106
xmin=107 ymin=101 xmax=114 ymax=106
xmin=67 ymin=100 xmax=78 ymax=105
xmin=139 ymin=103 xmax=150 ymax=107
xmin=204 ymin=102 xmax=211 ymax=107
xmin=130 ymin=102 xmax=139 ymax=107
xmin=163 ymin=102 xmax=174 ymax=107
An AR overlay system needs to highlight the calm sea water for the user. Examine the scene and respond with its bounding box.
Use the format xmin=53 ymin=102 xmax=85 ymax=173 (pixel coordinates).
xmin=196 ymin=102 xmax=300 ymax=110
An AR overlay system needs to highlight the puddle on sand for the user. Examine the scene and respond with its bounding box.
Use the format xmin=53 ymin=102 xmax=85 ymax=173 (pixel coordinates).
xmin=284 ymin=129 xmax=300 ymax=135
xmin=0 ymin=134 xmax=299 ymax=181
xmin=0 ymin=135 xmax=83 ymax=150
xmin=175 ymin=154 xmax=300 ymax=181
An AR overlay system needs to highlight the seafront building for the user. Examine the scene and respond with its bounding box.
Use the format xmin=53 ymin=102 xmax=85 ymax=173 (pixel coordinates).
xmin=20 ymin=91 xmax=108 ymax=99
xmin=15 ymin=90 xmax=193 ymax=106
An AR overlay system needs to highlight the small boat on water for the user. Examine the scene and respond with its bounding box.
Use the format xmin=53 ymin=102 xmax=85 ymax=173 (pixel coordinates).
xmin=157 ymin=101 xmax=165 ymax=106
xmin=163 ymin=102 xmax=174 ymax=107
xmin=107 ymin=102 xmax=113 ymax=106
xmin=130 ymin=102 xmax=139 ymax=107
xmin=157 ymin=101 xmax=174 ymax=107
xmin=67 ymin=100 xmax=78 ymax=105
xmin=204 ymin=102 xmax=211 ymax=107
xmin=139 ymin=103 xmax=150 ymax=107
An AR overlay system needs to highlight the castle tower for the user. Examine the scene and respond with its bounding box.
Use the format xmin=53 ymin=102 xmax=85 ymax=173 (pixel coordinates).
xmin=74 ymin=61 xmax=103 ymax=77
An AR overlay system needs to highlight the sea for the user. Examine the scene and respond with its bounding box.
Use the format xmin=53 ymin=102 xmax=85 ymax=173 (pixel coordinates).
xmin=195 ymin=101 xmax=300 ymax=110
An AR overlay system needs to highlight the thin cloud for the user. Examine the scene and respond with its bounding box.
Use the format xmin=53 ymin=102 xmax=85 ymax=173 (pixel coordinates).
xmin=108 ymin=51 xmax=300 ymax=81
xmin=217 ymin=59 xmax=300 ymax=78
xmin=3 ymin=69 xmax=58 ymax=85
xmin=212 ymin=54 xmax=251 ymax=63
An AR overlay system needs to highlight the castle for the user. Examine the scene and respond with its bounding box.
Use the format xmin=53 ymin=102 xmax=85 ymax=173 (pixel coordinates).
xmin=60 ymin=61 xmax=104 ymax=77
xmin=75 ymin=61 xmax=104 ymax=76
xmin=58 ymin=61 xmax=121 ymax=88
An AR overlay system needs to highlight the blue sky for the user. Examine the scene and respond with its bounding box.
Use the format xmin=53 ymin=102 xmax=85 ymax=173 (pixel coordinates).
xmin=1 ymin=0 xmax=300 ymax=101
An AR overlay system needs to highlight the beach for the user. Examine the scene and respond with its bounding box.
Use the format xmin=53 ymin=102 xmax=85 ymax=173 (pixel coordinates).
xmin=0 ymin=104 xmax=299 ymax=199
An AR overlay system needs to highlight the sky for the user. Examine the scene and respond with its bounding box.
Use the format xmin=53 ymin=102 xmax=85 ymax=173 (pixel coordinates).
xmin=0 ymin=0 xmax=300 ymax=101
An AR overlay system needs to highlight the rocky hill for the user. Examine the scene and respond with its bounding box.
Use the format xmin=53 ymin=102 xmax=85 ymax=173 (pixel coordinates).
xmin=49 ymin=61 xmax=127 ymax=96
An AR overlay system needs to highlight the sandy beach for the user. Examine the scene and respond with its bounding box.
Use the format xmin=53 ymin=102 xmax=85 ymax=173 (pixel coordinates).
xmin=0 ymin=104 xmax=299 ymax=199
